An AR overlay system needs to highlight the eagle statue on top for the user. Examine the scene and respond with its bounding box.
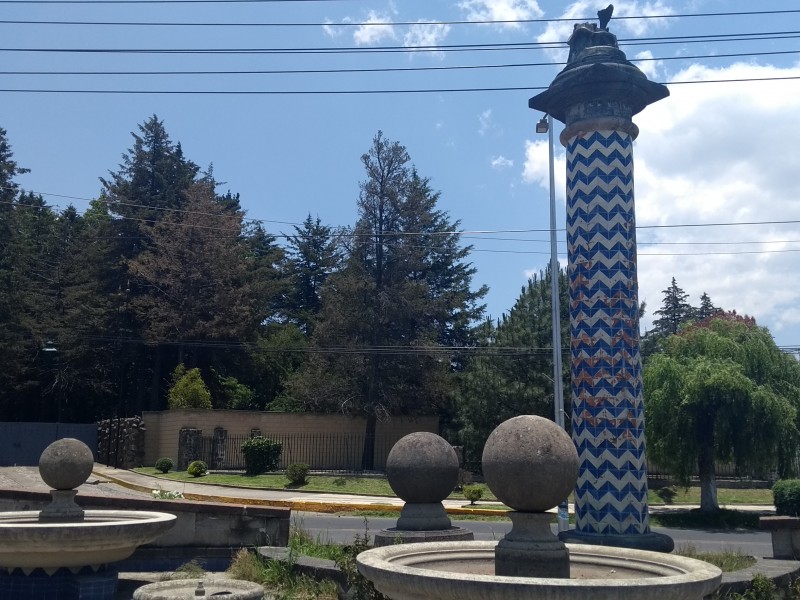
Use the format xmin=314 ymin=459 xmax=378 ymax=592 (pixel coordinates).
xmin=598 ymin=4 xmax=613 ymax=30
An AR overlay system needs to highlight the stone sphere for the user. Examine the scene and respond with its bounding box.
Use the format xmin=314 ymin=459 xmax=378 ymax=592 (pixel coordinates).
xmin=482 ymin=415 xmax=578 ymax=512
xmin=386 ymin=432 xmax=459 ymax=503
xmin=39 ymin=438 xmax=94 ymax=490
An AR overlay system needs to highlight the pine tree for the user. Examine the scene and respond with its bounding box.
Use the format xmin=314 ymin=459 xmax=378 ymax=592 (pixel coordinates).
xmin=652 ymin=277 xmax=693 ymax=336
xmin=285 ymin=132 xmax=487 ymax=468
xmin=283 ymin=214 xmax=341 ymax=334
xmin=695 ymin=292 xmax=718 ymax=321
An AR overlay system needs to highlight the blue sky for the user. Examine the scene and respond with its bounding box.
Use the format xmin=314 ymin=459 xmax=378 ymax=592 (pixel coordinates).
xmin=2 ymin=0 xmax=800 ymax=350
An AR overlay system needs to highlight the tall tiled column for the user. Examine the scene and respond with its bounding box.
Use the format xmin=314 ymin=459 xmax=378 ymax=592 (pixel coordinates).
xmin=530 ymin=18 xmax=672 ymax=551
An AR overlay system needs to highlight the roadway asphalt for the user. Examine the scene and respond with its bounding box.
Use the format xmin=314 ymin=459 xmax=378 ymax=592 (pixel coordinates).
xmin=0 ymin=463 xmax=779 ymax=556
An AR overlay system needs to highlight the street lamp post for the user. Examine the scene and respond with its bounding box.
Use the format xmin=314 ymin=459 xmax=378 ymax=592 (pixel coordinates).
xmin=42 ymin=340 xmax=60 ymax=440
xmin=537 ymin=114 xmax=569 ymax=532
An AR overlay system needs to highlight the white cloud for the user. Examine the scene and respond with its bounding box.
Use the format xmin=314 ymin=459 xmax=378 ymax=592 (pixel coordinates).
xmin=403 ymin=21 xmax=451 ymax=58
xmin=633 ymin=50 xmax=662 ymax=80
xmin=478 ymin=109 xmax=493 ymax=136
xmin=491 ymin=155 xmax=514 ymax=169
xmin=322 ymin=19 xmax=345 ymax=38
xmin=523 ymin=60 xmax=800 ymax=342
xmin=458 ymin=0 xmax=543 ymax=29
xmin=522 ymin=139 xmax=567 ymax=200
xmin=353 ymin=10 xmax=397 ymax=46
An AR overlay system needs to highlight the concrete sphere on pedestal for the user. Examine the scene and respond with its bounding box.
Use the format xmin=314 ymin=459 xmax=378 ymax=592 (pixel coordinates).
xmin=38 ymin=438 xmax=94 ymax=491
xmin=386 ymin=433 xmax=458 ymax=503
xmin=482 ymin=415 xmax=578 ymax=512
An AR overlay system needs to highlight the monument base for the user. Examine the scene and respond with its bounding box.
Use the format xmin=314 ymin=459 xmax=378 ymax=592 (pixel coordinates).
xmin=559 ymin=529 xmax=675 ymax=553
xmin=373 ymin=527 xmax=474 ymax=547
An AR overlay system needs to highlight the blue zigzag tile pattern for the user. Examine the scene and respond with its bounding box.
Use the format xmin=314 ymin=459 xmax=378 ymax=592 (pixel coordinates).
xmin=565 ymin=130 xmax=652 ymax=536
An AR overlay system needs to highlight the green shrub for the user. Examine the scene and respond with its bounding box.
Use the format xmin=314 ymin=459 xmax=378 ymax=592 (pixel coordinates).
xmin=154 ymin=457 xmax=174 ymax=473
xmin=187 ymin=460 xmax=208 ymax=477
xmin=241 ymin=436 xmax=282 ymax=476
xmin=168 ymin=364 xmax=212 ymax=410
xmin=727 ymin=573 xmax=778 ymax=600
xmin=773 ymin=479 xmax=800 ymax=516
xmin=286 ymin=463 xmax=310 ymax=485
xmin=463 ymin=484 xmax=484 ymax=505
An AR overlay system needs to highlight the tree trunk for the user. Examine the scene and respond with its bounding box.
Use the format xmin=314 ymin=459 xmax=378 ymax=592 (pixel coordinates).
xmin=697 ymin=440 xmax=719 ymax=513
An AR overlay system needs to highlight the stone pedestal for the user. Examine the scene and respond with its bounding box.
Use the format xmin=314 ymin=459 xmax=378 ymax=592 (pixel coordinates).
xmin=495 ymin=512 xmax=569 ymax=578
xmin=377 ymin=433 xmax=474 ymax=547
xmin=38 ymin=490 xmax=83 ymax=522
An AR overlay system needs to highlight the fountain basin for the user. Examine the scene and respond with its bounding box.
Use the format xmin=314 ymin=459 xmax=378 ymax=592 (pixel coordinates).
xmin=0 ymin=510 xmax=177 ymax=571
xmin=133 ymin=577 xmax=265 ymax=599
xmin=357 ymin=541 xmax=722 ymax=600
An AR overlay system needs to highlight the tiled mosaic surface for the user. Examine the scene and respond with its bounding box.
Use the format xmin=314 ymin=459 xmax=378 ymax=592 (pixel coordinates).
xmin=565 ymin=130 xmax=650 ymax=536
xmin=0 ymin=566 xmax=118 ymax=600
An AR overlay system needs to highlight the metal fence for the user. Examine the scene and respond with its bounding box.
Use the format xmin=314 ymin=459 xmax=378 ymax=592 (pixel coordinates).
xmin=195 ymin=432 xmax=400 ymax=473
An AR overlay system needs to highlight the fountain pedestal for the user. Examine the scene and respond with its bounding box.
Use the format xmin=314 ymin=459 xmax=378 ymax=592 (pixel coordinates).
xmin=495 ymin=512 xmax=568 ymax=578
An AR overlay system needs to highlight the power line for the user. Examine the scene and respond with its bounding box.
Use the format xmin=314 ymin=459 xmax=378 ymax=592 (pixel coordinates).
xmin=5 ymin=195 xmax=800 ymax=237
xmin=5 ymin=10 xmax=800 ymax=27
xmin=3 ymin=198 xmax=800 ymax=258
xmin=2 ymin=75 xmax=799 ymax=94
xmin=3 ymin=30 xmax=800 ymax=55
xmin=2 ymin=50 xmax=798 ymax=77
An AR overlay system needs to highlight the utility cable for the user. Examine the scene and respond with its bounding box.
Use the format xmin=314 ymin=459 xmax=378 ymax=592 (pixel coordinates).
xmin=3 ymin=30 xmax=800 ymax=55
xmin=2 ymin=50 xmax=798 ymax=77
xmin=5 ymin=10 xmax=800 ymax=27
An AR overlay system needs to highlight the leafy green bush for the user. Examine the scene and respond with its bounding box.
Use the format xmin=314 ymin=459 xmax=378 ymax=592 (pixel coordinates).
xmin=154 ymin=457 xmax=174 ymax=473
xmin=187 ymin=460 xmax=208 ymax=477
xmin=241 ymin=436 xmax=282 ymax=476
xmin=168 ymin=364 xmax=212 ymax=409
xmin=727 ymin=573 xmax=778 ymax=599
xmin=286 ymin=463 xmax=310 ymax=485
xmin=773 ymin=479 xmax=800 ymax=516
xmin=463 ymin=484 xmax=484 ymax=505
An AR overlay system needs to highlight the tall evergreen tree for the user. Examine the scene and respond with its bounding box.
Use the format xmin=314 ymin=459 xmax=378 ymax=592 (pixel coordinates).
xmin=99 ymin=116 xmax=200 ymax=410
xmin=283 ymin=214 xmax=341 ymax=334
xmin=128 ymin=181 xmax=284 ymax=407
xmin=101 ymin=115 xmax=199 ymax=233
xmin=652 ymin=277 xmax=693 ymax=336
xmin=695 ymin=292 xmax=718 ymax=321
xmin=285 ymin=132 xmax=486 ymax=468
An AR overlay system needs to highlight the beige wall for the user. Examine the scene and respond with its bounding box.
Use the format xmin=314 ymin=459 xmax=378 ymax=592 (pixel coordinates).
xmin=142 ymin=410 xmax=439 ymax=468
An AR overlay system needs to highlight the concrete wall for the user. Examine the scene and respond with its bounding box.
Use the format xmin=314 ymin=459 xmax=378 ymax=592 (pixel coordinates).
xmin=0 ymin=490 xmax=290 ymax=548
xmin=142 ymin=410 xmax=439 ymax=468
xmin=0 ymin=422 xmax=97 ymax=466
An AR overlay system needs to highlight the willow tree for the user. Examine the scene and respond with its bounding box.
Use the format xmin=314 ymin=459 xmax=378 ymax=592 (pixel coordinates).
xmin=644 ymin=313 xmax=800 ymax=512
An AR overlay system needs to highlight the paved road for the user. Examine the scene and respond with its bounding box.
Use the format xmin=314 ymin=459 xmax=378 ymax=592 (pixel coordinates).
xmin=294 ymin=512 xmax=774 ymax=556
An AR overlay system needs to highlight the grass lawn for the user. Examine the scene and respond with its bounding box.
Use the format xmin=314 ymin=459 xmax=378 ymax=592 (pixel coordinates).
xmin=648 ymin=486 xmax=773 ymax=506
xmin=136 ymin=468 xmax=500 ymax=501
xmin=138 ymin=468 xmax=773 ymax=506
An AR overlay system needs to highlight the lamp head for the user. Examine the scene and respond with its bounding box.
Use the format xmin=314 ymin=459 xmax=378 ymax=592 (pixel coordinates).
xmin=536 ymin=116 xmax=549 ymax=134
